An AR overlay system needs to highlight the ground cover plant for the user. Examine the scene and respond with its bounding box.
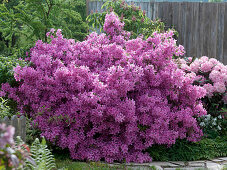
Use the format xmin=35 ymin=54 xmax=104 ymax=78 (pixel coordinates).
xmin=147 ymin=136 xmax=227 ymax=161
xmin=0 ymin=11 xmax=209 ymax=164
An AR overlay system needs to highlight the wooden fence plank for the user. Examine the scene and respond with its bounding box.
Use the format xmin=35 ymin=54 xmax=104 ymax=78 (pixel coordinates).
xmin=172 ymin=2 xmax=180 ymax=40
xmin=3 ymin=117 xmax=10 ymax=126
xmin=198 ymin=3 xmax=205 ymax=57
xmin=185 ymin=2 xmax=192 ymax=57
xmin=178 ymin=2 xmax=184 ymax=48
xmin=97 ymin=1 xmax=103 ymax=12
xmin=1 ymin=116 xmax=27 ymax=141
xmin=217 ymin=4 xmax=225 ymax=62
xmin=182 ymin=2 xmax=188 ymax=54
xmin=191 ymin=3 xmax=200 ymax=58
xmin=19 ymin=115 xmax=26 ymax=142
xmin=152 ymin=2 xmax=158 ymax=20
xmin=224 ymin=4 xmax=227 ymax=65
xmin=208 ymin=3 xmax=215 ymax=58
xmin=147 ymin=1 xmax=151 ymax=19
xmin=162 ymin=2 xmax=173 ymax=29
xmin=11 ymin=115 xmax=19 ymax=140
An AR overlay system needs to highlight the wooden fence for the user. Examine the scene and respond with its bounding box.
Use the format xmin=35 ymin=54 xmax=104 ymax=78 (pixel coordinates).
xmin=0 ymin=115 xmax=26 ymax=142
xmin=87 ymin=1 xmax=227 ymax=65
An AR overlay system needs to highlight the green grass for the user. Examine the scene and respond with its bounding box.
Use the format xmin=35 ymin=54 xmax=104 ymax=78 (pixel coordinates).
xmin=53 ymin=148 xmax=135 ymax=170
xmin=55 ymin=158 xmax=137 ymax=170
xmin=222 ymin=165 xmax=227 ymax=170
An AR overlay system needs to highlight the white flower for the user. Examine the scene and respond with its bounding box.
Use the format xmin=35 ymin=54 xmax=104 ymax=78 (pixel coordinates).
xmin=217 ymin=126 xmax=221 ymax=130
xmin=206 ymin=114 xmax=211 ymax=120
xmin=212 ymin=121 xmax=217 ymax=126
xmin=218 ymin=115 xmax=222 ymax=119
xmin=200 ymin=122 xmax=205 ymax=127
xmin=6 ymin=147 xmax=15 ymax=154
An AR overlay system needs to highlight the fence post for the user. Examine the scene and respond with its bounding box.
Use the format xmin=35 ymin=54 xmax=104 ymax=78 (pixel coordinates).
xmin=86 ymin=0 xmax=90 ymax=16
xmin=0 ymin=116 xmax=26 ymax=142
xmin=19 ymin=115 xmax=26 ymax=142
xmin=3 ymin=116 xmax=10 ymax=126
xmin=11 ymin=115 xmax=19 ymax=140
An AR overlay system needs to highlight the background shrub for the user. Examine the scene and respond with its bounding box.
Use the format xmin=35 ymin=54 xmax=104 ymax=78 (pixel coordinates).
xmin=0 ymin=0 xmax=88 ymax=57
xmin=0 ymin=55 xmax=30 ymax=118
xmin=86 ymin=0 xmax=166 ymax=39
xmin=176 ymin=56 xmax=227 ymax=138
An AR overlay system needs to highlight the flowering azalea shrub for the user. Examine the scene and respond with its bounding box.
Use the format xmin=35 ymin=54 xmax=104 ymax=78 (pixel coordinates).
xmin=0 ymin=12 xmax=207 ymax=163
xmin=177 ymin=56 xmax=227 ymax=137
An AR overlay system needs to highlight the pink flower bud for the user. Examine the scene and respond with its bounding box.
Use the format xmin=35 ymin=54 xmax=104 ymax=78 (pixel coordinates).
xmin=131 ymin=3 xmax=137 ymax=11
xmin=132 ymin=15 xmax=136 ymax=21
xmin=132 ymin=6 xmax=137 ymax=11
xmin=141 ymin=18 xmax=144 ymax=23
xmin=120 ymin=13 xmax=124 ymax=20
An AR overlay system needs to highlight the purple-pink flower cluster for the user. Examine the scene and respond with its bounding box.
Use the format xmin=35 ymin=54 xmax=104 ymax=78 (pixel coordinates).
xmin=0 ymin=12 xmax=207 ymax=163
xmin=104 ymin=12 xmax=124 ymax=36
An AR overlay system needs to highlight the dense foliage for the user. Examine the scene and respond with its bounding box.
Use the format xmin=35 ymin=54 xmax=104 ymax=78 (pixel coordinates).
xmin=0 ymin=55 xmax=30 ymax=118
xmin=0 ymin=12 xmax=208 ymax=163
xmin=0 ymin=55 xmax=29 ymax=87
xmin=21 ymin=137 xmax=56 ymax=170
xmin=0 ymin=0 xmax=88 ymax=56
xmin=87 ymin=0 xmax=166 ymax=39
xmin=147 ymin=136 xmax=227 ymax=161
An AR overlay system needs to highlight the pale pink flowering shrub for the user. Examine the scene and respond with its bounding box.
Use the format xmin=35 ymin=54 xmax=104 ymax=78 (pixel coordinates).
xmin=0 ymin=12 xmax=207 ymax=163
xmin=177 ymin=56 xmax=226 ymax=137
xmin=178 ymin=56 xmax=227 ymax=103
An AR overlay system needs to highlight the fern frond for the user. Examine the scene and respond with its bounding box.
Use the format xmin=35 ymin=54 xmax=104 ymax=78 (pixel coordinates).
xmin=23 ymin=137 xmax=56 ymax=170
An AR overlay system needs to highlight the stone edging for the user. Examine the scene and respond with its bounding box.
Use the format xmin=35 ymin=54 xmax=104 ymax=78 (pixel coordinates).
xmin=94 ymin=157 xmax=227 ymax=170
